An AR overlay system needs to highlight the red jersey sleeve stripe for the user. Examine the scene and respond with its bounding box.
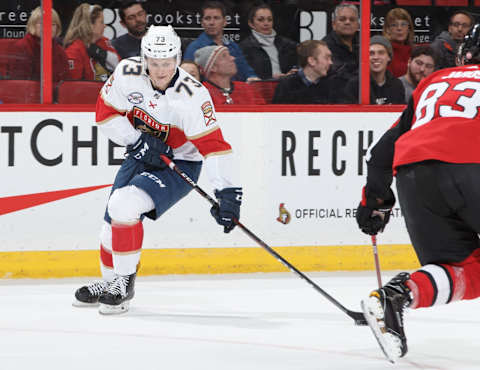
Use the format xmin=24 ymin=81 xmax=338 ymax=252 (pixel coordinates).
xmin=95 ymin=94 xmax=126 ymax=124
xmin=389 ymin=117 xmax=401 ymax=129
xmin=189 ymin=127 xmax=232 ymax=157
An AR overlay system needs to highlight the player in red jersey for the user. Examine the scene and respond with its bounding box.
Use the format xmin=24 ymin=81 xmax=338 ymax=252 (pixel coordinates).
xmin=356 ymin=24 xmax=480 ymax=363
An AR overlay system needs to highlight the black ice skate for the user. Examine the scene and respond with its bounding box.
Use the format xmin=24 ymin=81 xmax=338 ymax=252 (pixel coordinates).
xmin=98 ymin=273 xmax=136 ymax=315
xmin=361 ymin=272 xmax=412 ymax=363
xmin=73 ymin=280 xmax=110 ymax=307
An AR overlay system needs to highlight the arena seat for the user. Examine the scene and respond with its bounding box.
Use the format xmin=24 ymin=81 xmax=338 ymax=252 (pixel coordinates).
xmin=435 ymin=0 xmax=468 ymax=4
xmin=56 ymin=80 xmax=103 ymax=104
xmin=395 ymin=0 xmax=433 ymax=4
xmin=0 ymin=39 xmax=17 ymax=79
xmin=251 ymin=81 xmax=279 ymax=104
xmin=0 ymin=80 xmax=40 ymax=103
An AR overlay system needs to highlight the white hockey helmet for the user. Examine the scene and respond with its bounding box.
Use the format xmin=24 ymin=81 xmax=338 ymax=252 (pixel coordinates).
xmin=141 ymin=25 xmax=182 ymax=74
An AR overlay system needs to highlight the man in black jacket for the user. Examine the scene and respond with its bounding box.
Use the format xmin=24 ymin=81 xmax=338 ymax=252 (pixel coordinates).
xmin=322 ymin=3 xmax=359 ymax=85
xmin=344 ymin=36 xmax=405 ymax=104
xmin=111 ymin=1 xmax=147 ymax=59
xmin=272 ymin=40 xmax=334 ymax=104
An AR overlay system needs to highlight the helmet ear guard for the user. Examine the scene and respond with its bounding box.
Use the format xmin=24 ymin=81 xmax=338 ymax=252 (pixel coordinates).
xmin=140 ymin=25 xmax=182 ymax=76
xmin=457 ymin=23 xmax=480 ymax=65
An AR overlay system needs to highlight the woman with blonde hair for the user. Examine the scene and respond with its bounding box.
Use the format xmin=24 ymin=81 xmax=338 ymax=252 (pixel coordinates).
xmin=64 ymin=3 xmax=120 ymax=81
xmin=382 ymin=8 xmax=415 ymax=77
xmin=7 ymin=6 xmax=69 ymax=82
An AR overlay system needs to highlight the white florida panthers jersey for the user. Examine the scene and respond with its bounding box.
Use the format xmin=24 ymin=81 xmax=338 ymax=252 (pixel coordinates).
xmin=95 ymin=57 xmax=235 ymax=189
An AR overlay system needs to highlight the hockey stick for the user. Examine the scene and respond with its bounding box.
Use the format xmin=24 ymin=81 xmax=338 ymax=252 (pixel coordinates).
xmin=371 ymin=235 xmax=383 ymax=288
xmin=161 ymin=155 xmax=367 ymax=326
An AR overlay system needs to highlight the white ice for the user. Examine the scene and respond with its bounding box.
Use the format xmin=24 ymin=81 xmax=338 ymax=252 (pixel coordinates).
xmin=0 ymin=271 xmax=478 ymax=370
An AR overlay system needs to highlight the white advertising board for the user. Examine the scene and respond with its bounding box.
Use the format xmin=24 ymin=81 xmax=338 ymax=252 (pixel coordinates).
xmin=0 ymin=111 xmax=410 ymax=252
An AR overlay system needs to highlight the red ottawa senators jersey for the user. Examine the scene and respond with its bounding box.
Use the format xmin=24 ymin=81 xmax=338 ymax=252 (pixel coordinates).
xmin=366 ymin=64 xmax=480 ymax=197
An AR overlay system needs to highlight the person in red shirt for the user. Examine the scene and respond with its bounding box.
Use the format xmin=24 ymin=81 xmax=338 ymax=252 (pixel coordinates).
xmin=194 ymin=45 xmax=266 ymax=105
xmin=382 ymin=8 xmax=414 ymax=78
xmin=64 ymin=3 xmax=120 ymax=81
xmin=357 ymin=24 xmax=480 ymax=363
xmin=7 ymin=6 xmax=68 ymax=82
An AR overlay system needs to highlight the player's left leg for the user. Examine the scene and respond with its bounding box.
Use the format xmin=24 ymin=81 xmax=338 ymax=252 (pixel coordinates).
xmin=99 ymin=160 xmax=202 ymax=315
xmin=73 ymin=158 xmax=144 ymax=307
xmin=363 ymin=162 xmax=480 ymax=362
xmin=98 ymin=185 xmax=153 ymax=315
xmin=365 ymin=246 xmax=480 ymax=362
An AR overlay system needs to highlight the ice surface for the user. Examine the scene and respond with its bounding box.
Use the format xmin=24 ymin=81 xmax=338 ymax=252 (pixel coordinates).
xmin=0 ymin=272 xmax=478 ymax=370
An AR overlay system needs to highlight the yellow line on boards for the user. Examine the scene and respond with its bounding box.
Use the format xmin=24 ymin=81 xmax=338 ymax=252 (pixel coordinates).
xmin=0 ymin=245 xmax=420 ymax=279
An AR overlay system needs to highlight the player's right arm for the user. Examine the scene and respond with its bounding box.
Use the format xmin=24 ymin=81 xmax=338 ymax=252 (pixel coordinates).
xmin=356 ymin=98 xmax=414 ymax=235
xmin=95 ymin=58 xmax=141 ymax=146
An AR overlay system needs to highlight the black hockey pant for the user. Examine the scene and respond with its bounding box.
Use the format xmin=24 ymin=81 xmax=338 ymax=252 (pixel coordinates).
xmin=396 ymin=161 xmax=480 ymax=265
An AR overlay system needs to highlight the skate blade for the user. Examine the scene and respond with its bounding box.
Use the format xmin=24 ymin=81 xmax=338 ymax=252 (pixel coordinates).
xmin=72 ymin=299 xmax=100 ymax=307
xmin=361 ymin=299 xmax=400 ymax=364
xmin=99 ymin=301 xmax=130 ymax=315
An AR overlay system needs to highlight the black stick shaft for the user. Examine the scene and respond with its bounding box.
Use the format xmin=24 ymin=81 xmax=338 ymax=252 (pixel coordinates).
xmin=161 ymin=155 xmax=366 ymax=325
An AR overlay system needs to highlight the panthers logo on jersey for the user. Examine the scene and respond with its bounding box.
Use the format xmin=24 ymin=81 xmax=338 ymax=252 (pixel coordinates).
xmin=130 ymin=106 xmax=170 ymax=142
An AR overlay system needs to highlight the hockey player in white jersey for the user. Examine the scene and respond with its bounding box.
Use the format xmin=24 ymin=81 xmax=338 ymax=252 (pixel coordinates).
xmin=73 ymin=25 xmax=242 ymax=314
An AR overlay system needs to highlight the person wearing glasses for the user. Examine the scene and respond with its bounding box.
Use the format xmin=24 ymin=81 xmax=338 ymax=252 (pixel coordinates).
xmin=111 ymin=0 xmax=148 ymax=59
xmin=322 ymin=3 xmax=359 ymax=86
xmin=431 ymin=10 xmax=474 ymax=70
xmin=382 ymin=8 xmax=414 ymax=78
xmin=399 ymin=45 xmax=437 ymax=103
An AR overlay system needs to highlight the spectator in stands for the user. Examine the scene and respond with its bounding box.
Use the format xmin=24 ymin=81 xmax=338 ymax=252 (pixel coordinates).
xmin=111 ymin=0 xmax=147 ymax=59
xmin=382 ymin=8 xmax=414 ymax=78
xmin=344 ymin=36 xmax=405 ymax=105
xmin=431 ymin=10 xmax=474 ymax=69
xmin=184 ymin=1 xmax=259 ymax=82
xmin=194 ymin=45 xmax=265 ymax=105
xmin=239 ymin=3 xmax=297 ymax=80
xmin=7 ymin=6 xmax=69 ymax=82
xmin=180 ymin=60 xmax=201 ymax=81
xmin=399 ymin=45 xmax=436 ymax=102
xmin=272 ymin=40 xmax=334 ymax=104
xmin=64 ymin=3 xmax=120 ymax=81
xmin=322 ymin=3 xmax=359 ymax=84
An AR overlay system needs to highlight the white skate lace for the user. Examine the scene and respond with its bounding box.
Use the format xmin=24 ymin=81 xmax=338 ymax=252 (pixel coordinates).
xmin=86 ymin=281 xmax=109 ymax=296
xmin=107 ymin=276 xmax=129 ymax=297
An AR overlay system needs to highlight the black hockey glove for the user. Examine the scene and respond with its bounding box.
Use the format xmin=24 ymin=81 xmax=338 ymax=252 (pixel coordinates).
xmin=87 ymin=44 xmax=107 ymax=66
xmin=210 ymin=187 xmax=243 ymax=233
xmin=356 ymin=186 xmax=395 ymax=235
xmin=125 ymin=132 xmax=173 ymax=170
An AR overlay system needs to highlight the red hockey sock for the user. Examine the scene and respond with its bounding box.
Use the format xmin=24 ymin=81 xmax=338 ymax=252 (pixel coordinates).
xmin=100 ymin=244 xmax=113 ymax=269
xmin=111 ymin=221 xmax=144 ymax=275
xmin=111 ymin=221 xmax=144 ymax=254
xmin=407 ymin=249 xmax=480 ymax=309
